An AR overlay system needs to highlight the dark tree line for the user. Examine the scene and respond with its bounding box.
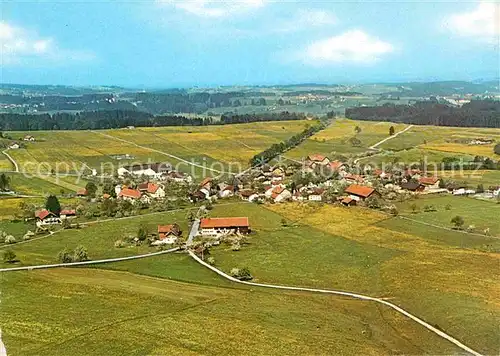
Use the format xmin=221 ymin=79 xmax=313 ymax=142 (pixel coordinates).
xmin=250 ymin=123 xmax=324 ymax=166
xmin=0 ymin=110 xmax=307 ymax=131
xmin=345 ymin=100 xmax=500 ymax=128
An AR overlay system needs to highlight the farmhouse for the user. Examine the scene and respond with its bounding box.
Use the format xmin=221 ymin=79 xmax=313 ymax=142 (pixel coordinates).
xmin=8 ymin=143 xmax=20 ymax=149
xmin=199 ymin=217 xmax=250 ymax=237
xmin=345 ymin=184 xmax=378 ymax=201
xmin=152 ymin=224 xmax=182 ymax=245
xmin=307 ymin=154 xmax=330 ymax=166
xmin=118 ymin=163 xmax=171 ymax=179
xmin=23 ymin=135 xmax=35 ymax=141
xmin=199 ymin=177 xmax=213 ymax=190
xmin=329 ymin=160 xmax=346 ymax=172
xmin=76 ymin=189 xmax=88 ymax=197
xmin=308 ymin=188 xmax=324 ymax=201
xmin=419 ymin=177 xmax=441 ymax=190
xmin=400 ymin=181 xmax=424 ymax=192
xmin=138 ymin=182 xmax=165 ymax=199
xmin=60 ymin=209 xmax=77 ymax=219
xmin=35 ymin=210 xmax=61 ymax=226
xmin=239 ymin=189 xmax=259 ymax=202
xmin=265 ymin=185 xmax=291 ymax=203
xmin=219 ymin=185 xmax=234 ymax=198
xmin=118 ymin=188 xmax=142 ymax=202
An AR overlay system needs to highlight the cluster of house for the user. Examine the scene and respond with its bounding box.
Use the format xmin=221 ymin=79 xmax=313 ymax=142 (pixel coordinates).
xmin=117 ymin=163 xmax=192 ymax=183
xmin=6 ymin=135 xmax=35 ymax=150
xmin=35 ymin=209 xmax=76 ymax=227
xmin=153 ymin=217 xmax=250 ymax=245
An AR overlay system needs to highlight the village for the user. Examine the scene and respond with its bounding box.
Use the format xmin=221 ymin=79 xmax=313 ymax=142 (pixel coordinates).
xmin=25 ymin=152 xmax=500 ymax=249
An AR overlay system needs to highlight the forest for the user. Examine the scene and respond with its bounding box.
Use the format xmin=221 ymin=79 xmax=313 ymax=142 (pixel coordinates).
xmin=345 ymin=100 xmax=500 ymax=128
xmin=0 ymin=110 xmax=307 ymax=131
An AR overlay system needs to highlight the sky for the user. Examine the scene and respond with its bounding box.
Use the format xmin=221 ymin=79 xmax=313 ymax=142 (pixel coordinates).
xmin=1 ymin=0 xmax=499 ymax=87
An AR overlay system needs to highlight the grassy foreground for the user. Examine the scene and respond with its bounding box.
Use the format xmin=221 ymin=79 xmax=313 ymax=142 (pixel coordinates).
xmin=1 ymin=268 xmax=461 ymax=355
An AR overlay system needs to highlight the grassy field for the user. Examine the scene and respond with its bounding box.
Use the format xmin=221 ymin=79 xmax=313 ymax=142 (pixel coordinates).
xmin=0 ymin=197 xmax=79 ymax=221
xmin=286 ymin=119 xmax=408 ymax=159
xmin=379 ymin=124 xmax=500 ymax=158
xmin=204 ymin=203 xmax=500 ymax=355
xmin=9 ymin=120 xmax=311 ymax=177
xmin=1 ymin=268 xmax=461 ymax=356
xmin=393 ymin=194 xmax=500 ymax=236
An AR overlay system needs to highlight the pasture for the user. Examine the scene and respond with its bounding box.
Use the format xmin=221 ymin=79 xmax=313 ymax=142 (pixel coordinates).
xmin=205 ymin=202 xmax=500 ymax=355
xmin=1 ymin=268 xmax=459 ymax=356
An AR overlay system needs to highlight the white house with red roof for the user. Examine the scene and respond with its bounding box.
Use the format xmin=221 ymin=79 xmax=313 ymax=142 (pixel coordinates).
xmin=60 ymin=209 xmax=77 ymax=219
xmin=345 ymin=184 xmax=379 ymax=201
xmin=35 ymin=210 xmax=61 ymax=226
xmin=118 ymin=188 xmax=142 ymax=202
xmin=198 ymin=217 xmax=250 ymax=237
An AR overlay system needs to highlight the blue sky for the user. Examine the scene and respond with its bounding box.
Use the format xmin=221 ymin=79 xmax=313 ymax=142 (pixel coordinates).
xmin=1 ymin=1 xmax=499 ymax=87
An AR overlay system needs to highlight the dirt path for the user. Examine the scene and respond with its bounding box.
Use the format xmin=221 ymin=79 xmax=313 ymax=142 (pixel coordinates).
xmin=369 ymin=124 xmax=414 ymax=150
xmin=2 ymin=150 xmax=19 ymax=173
xmin=188 ymin=250 xmax=483 ymax=356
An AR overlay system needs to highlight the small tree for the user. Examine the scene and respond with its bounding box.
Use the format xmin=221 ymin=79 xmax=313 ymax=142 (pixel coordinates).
xmin=281 ymin=218 xmax=288 ymax=227
xmin=4 ymin=235 xmax=16 ymax=244
xmin=85 ymin=182 xmax=98 ymax=198
xmin=354 ymin=126 xmax=362 ymax=134
xmin=494 ymin=143 xmax=500 ymax=155
xmin=476 ymin=184 xmax=484 ymax=193
xmin=365 ymin=196 xmax=381 ymax=209
xmin=137 ymin=224 xmax=149 ymax=241
xmin=45 ymin=195 xmax=61 ymax=215
xmin=58 ymin=249 xmax=74 ymax=263
xmin=2 ymin=249 xmax=17 ymax=263
xmin=451 ymin=216 xmax=465 ymax=229
xmin=445 ymin=204 xmax=452 ymax=211
xmin=410 ymin=203 xmax=419 ymax=214
xmin=389 ymin=126 xmax=395 ymax=136
xmin=73 ymin=245 xmax=89 ymax=262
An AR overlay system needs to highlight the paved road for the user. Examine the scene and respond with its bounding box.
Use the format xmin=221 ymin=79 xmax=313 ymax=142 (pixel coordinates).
xmin=2 ymin=149 xmax=19 ymax=172
xmin=189 ymin=251 xmax=483 ymax=356
xmin=186 ymin=219 xmax=200 ymax=246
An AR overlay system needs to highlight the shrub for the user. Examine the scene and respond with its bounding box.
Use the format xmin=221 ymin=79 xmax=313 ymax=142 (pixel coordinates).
xmin=2 ymin=249 xmax=17 ymax=263
xmin=389 ymin=206 xmax=399 ymax=216
xmin=58 ymin=249 xmax=74 ymax=263
xmin=230 ymin=267 xmax=253 ymax=281
xmin=115 ymin=211 xmax=123 ymax=218
xmin=114 ymin=239 xmax=126 ymax=248
xmin=73 ymin=245 xmax=89 ymax=262
xmin=23 ymin=231 xmax=35 ymax=241
xmin=445 ymin=204 xmax=452 ymax=210
xmin=423 ymin=205 xmax=437 ymax=212
xmin=4 ymin=235 xmax=16 ymax=244
xmin=410 ymin=203 xmax=419 ymax=213
xmin=451 ymin=215 xmax=465 ymax=229
xmin=207 ymin=257 xmax=215 ymax=266
xmin=137 ymin=224 xmax=149 ymax=241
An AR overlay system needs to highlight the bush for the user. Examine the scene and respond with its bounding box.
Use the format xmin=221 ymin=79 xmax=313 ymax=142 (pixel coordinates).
xmin=3 ymin=249 xmax=17 ymax=263
xmin=423 ymin=205 xmax=437 ymax=212
xmin=451 ymin=215 xmax=465 ymax=229
xmin=4 ymin=235 xmax=16 ymax=244
xmin=410 ymin=203 xmax=419 ymax=213
xmin=207 ymin=257 xmax=215 ymax=266
xmin=137 ymin=224 xmax=149 ymax=241
xmin=445 ymin=204 xmax=452 ymax=210
xmin=389 ymin=206 xmax=399 ymax=216
xmin=230 ymin=267 xmax=253 ymax=281
xmin=115 ymin=211 xmax=123 ymax=218
xmin=58 ymin=249 xmax=74 ymax=263
xmin=73 ymin=245 xmax=89 ymax=262
xmin=23 ymin=231 xmax=35 ymax=241
xmin=114 ymin=239 xmax=126 ymax=248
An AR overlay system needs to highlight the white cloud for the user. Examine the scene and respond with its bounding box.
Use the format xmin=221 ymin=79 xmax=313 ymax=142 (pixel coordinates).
xmin=297 ymin=30 xmax=394 ymax=64
xmin=0 ymin=22 xmax=95 ymax=65
xmin=272 ymin=9 xmax=337 ymax=33
xmin=158 ymin=0 xmax=266 ymax=18
xmin=444 ymin=2 xmax=500 ymax=42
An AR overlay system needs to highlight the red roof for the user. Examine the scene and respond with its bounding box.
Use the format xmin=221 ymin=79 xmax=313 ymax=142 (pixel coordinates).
xmin=147 ymin=183 xmax=160 ymax=194
xmin=118 ymin=188 xmax=142 ymax=199
xmin=199 ymin=177 xmax=212 ymax=187
xmin=103 ymin=193 xmax=111 ymax=199
xmin=342 ymin=197 xmax=355 ymax=204
xmin=329 ymin=160 xmax=344 ymax=170
xmin=271 ymin=192 xmax=279 ymax=199
xmin=344 ymin=174 xmax=364 ymax=182
xmin=239 ymin=190 xmax=255 ymax=197
xmin=419 ymin=177 xmax=439 ymax=185
xmin=76 ymin=189 xmax=88 ymax=196
xmin=60 ymin=209 xmax=76 ymax=216
xmin=200 ymin=217 xmax=249 ymax=229
xmin=138 ymin=183 xmax=149 ymax=191
xmin=345 ymin=184 xmax=376 ymax=198
xmin=272 ymin=186 xmax=285 ymax=195
xmin=35 ymin=209 xmax=52 ymax=220
xmin=308 ymin=154 xmax=328 ymax=162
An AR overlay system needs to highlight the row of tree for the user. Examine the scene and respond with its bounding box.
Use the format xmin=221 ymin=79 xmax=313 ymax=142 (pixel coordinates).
xmin=0 ymin=110 xmax=307 ymax=131
xmin=250 ymin=123 xmax=325 ymax=166
xmin=345 ymin=100 xmax=500 ymax=128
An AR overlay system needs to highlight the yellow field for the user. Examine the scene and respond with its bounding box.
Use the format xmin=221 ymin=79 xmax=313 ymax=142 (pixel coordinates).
xmin=10 ymin=120 xmax=312 ymax=175
xmin=312 ymin=119 xmax=407 ymax=141
xmin=422 ymin=142 xmax=499 ymax=158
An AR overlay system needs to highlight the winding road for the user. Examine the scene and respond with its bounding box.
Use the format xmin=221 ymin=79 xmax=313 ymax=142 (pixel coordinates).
xmin=188 ymin=250 xmax=483 ymax=356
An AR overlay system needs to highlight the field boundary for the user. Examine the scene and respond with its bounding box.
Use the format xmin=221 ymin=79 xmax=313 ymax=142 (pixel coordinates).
xmin=370 ymin=124 xmax=414 ymax=149
xmin=188 ymin=250 xmax=483 ymax=356
xmin=0 ymin=247 xmax=179 ymax=272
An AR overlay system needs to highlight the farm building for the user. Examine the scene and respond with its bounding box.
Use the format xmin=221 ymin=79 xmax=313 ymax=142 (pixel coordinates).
xmin=345 ymin=184 xmax=378 ymax=201
xmin=118 ymin=188 xmax=142 ymax=202
xmin=60 ymin=209 xmax=77 ymax=219
xmin=152 ymin=224 xmax=182 ymax=245
xmin=35 ymin=210 xmax=61 ymax=226
xmin=306 ymin=154 xmax=330 ymax=166
xmin=117 ymin=162 xmax=171 ymax=179
xmin=419 ymin=177 xmax=441 ymax=190
xmin=199 ymin=217 xmax=250 ymax=237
